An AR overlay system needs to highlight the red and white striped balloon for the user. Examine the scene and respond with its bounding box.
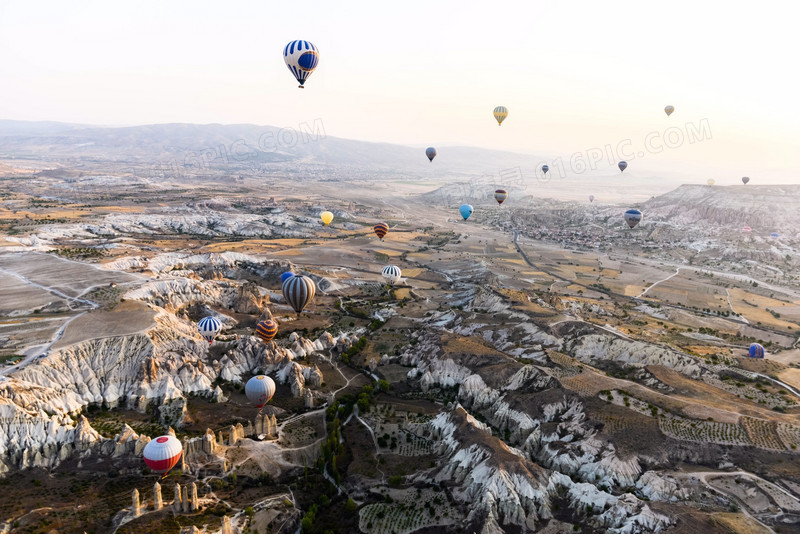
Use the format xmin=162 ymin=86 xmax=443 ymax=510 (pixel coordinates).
xmin=143 ymin=435 xmax=183 ymax=474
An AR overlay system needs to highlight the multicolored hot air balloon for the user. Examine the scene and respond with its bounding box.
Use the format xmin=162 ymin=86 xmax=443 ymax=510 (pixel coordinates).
xmin=320 ymin=211 xmax=334 ymax=226
xmin=426 ymin=147 xmax=437 ymax=162
xmin=493 ymin=106 xmax=508 ymax=125
xmin=664 ymin=105 xmax=674 ymax=117
xmin=281 ymin=271 xmax=295 ymax=283
xmin=245 ymin=375 xmax=276 ymax=409
xmin=373 ymin=222 xmax=389 ymax=240
xmin=589 ymin=195 xmax=595 ymax=203
xmin=459 ymin=204 xmax=473 ymax=221
xmin=255 ymin=319 xmax=278 ymax=343
xmin=618 ymin=161 xmax=628 ymax=173
xmin=197 ymin=316 xmax=222 ymax=344
xmin=494 ymin=189 xmax=508 ymax=205
xmin=749 ymin=343 xmax=765 ymax=359
xmin=143 ymin=435 xmax=183 ymax=476
xmin=283 ymin=40 xmax=319 ymax=88
xmin=382 ymin=265 xmax=402 ymax=285
xmin=742 ymin=176 xmax=750 ymax=185
xmin=542 ymin=164 xmax=549 ymax=176
xmin=282 ymin=275 xmax=316 ymax=316
xmin=707 ymin=179 xmax=715 ymax=186
xmin=624 ymin=209 xmax=642 ymax=228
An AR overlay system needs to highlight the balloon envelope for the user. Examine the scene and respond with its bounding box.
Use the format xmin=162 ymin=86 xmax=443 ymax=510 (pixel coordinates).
xmin=624 ymin=209 xmax=642 ymax=228
xmin=282 ymin=275 xmax=316 ymax=315
xmin=320 ymin=211 xmax=334 ymax=226
xmin=245 ymin=375 xmax=276 ymax=408
xmin=459 ymin=204 xmax=474 ymax=220
xmin=618 ymin=161 xmax=628 ymax=172
xmin=143 ymin=435 xmax=183 ymax=474
xmin=749 ymin=343 xmax=765 ymax=359
xmin=664 ymin=105 xmax=674 ymax=117
xmin=425 ymin=147 xmax=437 ymax=162
xmin=589 ymin=195 xmax=595 ymax=203
xmin=493 ymin=106 xmax=508 ymax=125
xmin=198 ymin=316 xmax=222 ymax=344
xmin=742 ymin=176 xmax=750 ymax=184
xmin=742 ymin=226 xmax=752 ymax=233
xmin=494 ymin=189 xmax=508 ymax=205
xmin=382 ymin=265 xmax=402 ymax=285
xmin=707 ymin=179 xmax=715 ymax=186
xmin=542 ymin=165 xmax=549 ymax=175
xmin=255 ymin=319 xmax=278 ymax=342
xmin=281 ymin=271 xmax=295 ymax=283
xmin=373 ymin=222 xmax=389 ymax=240
xmin=771 ymin=232 xmax=780 ymax=238
xmin=283 ymin=40 xmax=319 ymax=88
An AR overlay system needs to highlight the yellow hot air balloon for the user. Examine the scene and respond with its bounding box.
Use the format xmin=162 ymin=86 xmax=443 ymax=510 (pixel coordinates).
xmin=493 ymin=106 xmax=508 ymax=126
xmin=664 ymin=105 xmax=674 ymax=117
xmin=320 ymin=211 xmax=334 ymax=226
xmin=707 ymin=179 xmax=715 ymax=186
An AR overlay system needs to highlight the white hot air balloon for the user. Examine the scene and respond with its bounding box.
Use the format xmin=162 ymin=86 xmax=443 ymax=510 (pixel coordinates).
xmin=382 ymin=265 xmax=402 ymax=285
xmin=245 ymin=375 xmax=276 ymax=409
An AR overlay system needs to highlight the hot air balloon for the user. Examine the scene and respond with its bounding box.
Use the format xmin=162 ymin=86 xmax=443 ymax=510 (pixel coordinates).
xmin=245 ymin=375 xmax=276 ymax=409
xmin=373 ymin=222 xmax=389 ymax=240
xmin=425 ymin=147 xmax=437 ymax=162
xmin=281 ymin=271 xmax=295 ymax=283
xmin=283 ymin=40 xmax=319 ymax=88
xmin=493 ymin=106 xmax=508 ymax=125
xmin=143 ymin=435 xmax=183 ymax=476
xmin=255 ymin=319 xmax=278 ymax=342
xmin=771 ymin=232 xmax=780 ymax=238
xmin=494 ymin=189 xmax=508 ymax=205
xmin=742 ymin=176 xmax=750 ymax=185
xmin=707 ymin=179 xmax=715 ymax=186
xmin=197 ymin=316 xmax=222 ymax=344
xmin=742 ymin=226 xmax=752 ymax=233
xmin=542 ymin=165 xmax=549 ymax=175
xmin=459 ymin=204 xmax=473 ymax=221
xmin=589 ymin=195 xmax=595 ymax=203
xmin=624 ymin=209 xmax=642 ymax=228
xmin=282 ymin=275 xmax=316 ymax=315
xmin=664 ymin=105 xmax=674 ymax=117
xmin=749 ymin=343 xmax=765 ymax=359
xmin=618 ymin=161 xmax=628 ymax=173
xmin=320 ymin=211 xmax=334 ymax=226
xmin=382 ymin=265 xmax=402 ymax=285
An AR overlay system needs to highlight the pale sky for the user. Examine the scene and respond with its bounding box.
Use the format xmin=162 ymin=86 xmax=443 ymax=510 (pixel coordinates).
xmin=1 ymin=0 xmax=799 ymax=184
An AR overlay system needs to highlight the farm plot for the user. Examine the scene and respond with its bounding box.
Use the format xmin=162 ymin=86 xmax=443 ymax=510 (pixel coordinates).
xmin=358 ymin=488 xmax=460 ymax=534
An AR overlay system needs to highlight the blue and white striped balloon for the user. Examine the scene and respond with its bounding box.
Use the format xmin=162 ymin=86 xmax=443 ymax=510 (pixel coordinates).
xmin=283 ymin=40 xmax=319 ymax=88
xmin=198 ymin=316 xmax=222 ymax=344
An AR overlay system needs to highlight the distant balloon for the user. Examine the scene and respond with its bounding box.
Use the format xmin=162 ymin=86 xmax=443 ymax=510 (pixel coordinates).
xmin=255 ymin=319 xmax=278 ymax=343
xmin=624 ymin=209 xmax=642 ymax=229
xmin=589 ymin=195 xmax=595 ymax=203
xmin=281 ymin=271 xmax=295 ymax=283
xmin=283 ymin=40 xmax=319 ymax=88
xmin=618 ymin=161 xmax=628 ymax=173
xmin=494 ymin=189 xmax=508 ymax=205
xmin=707 ymin=179 xmax=715 ymax=186
xmin=771 ymin=232 xmax=780 ymax=238
xmin=742 ymin=176 xmax=750 ymax=185
xmin=664 ymin=105 xmax=675 ymax=117
xmin=373 ymin=222 xmax=389 ymax=240
xmin=748 ymin=343 xmax=765 ymax=359
xmin=245 ymin=375 xmax=276 ymax=408
xmin=320 ymin=211 xmax=334 ymax=226
xmin=493 ymin=106 xmax=508 ymax=126
xmin=197 ymin=316 xmax=222 ymax=344
xmin=742 ymin=226 xmax=752 ymax=233
xmin=282 ymin=275 xmax=316 ymax=315
xmin=425 ymin=147 xmax=437 ymax=162
xmin=542 ymin=164 xmax=549 ymax=175
xmin=143 ymin=435 xmax=182 ymax=475
xmin=459 ymin=204 xmax=474 ymax=221
xmin=382 ymin=265 xmax=402 ymax=285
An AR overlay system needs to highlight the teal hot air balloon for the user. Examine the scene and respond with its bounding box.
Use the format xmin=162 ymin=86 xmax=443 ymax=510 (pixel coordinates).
xmin=459 ymin=204 xmax=473 ymax=221
xmin=425 ymin=147 xmax=437 ymax=162
xmin=618 ymin=161 xmax=628 ymax=173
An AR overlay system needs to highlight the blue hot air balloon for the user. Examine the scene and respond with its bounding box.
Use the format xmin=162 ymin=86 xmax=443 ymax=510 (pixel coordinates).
xmin=542 ymin=164 xmax=549 ymax=175
xmin=425 ymin=147 xmax=437 ymax=162
xmin=624 ymin=209 xmax=642 ymax=228
xmin=459 ymin=204 xmax=474 ymax=221
xmin=283 ymin=40 xmax=319 ymax=88
xmin=749 ymin=343 xmax=765 ymax=359
xmin=770 ymin=232 xmax=780 ymax=238
xmin=281 ymin=271 xmax=295 ymax=283
xmin=618 ymin=161 xmax=628 ymax=173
